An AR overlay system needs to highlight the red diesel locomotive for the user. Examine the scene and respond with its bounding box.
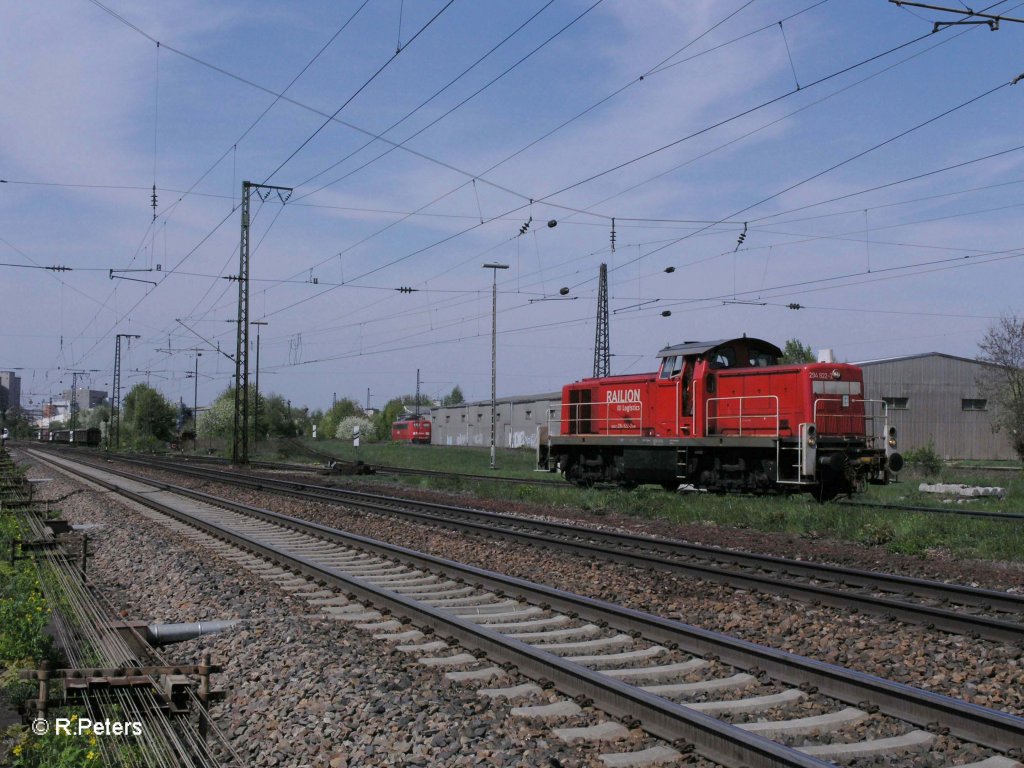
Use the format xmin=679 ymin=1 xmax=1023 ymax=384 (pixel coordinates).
xmin=545 ymin=336 xmax=902 ymax=500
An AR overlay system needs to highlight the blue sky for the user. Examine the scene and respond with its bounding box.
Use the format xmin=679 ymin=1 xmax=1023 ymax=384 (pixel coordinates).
xmin=2 ymin=0 xmax=1023 ymax=414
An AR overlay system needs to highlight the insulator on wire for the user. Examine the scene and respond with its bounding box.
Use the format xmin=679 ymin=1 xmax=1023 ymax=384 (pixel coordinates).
xmin=734 ymin=222 xmax=748 ymax=251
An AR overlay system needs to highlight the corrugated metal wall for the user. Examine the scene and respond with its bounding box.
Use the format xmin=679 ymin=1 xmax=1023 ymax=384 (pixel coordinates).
xmin=859 ymin=355 xmax=1015 ymax=461
xmin=429 ymin=395 xmax=561 ymax=449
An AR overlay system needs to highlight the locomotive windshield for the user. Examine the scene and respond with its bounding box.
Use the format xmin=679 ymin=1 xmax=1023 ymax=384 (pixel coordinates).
xmin=659 ymin=356 xmax=683 ymax=379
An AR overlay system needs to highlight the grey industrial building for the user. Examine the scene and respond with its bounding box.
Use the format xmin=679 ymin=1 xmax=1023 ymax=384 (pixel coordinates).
xmin=427 ymin=352 xmax=1017 ymax=462
xmin=429 ymin=393 xmax=561 ymax=450
xmin=62 ymin=388 xmax=108 ymax=410
xmin=856 ymin=352 xmax=1015 ymax=462
xmin=0 ymin=371 xmax=21 ymax=418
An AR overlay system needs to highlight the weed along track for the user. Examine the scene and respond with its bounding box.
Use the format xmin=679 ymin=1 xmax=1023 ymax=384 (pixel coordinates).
xmin=26 ymin=449 xmax=1024 ymax=768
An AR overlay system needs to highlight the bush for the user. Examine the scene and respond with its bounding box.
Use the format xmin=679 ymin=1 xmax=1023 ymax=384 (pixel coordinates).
xmin=335 ymin=416 xmax=375 ymax=441
xmin=902 ymin=443 xmax=943 ymax=476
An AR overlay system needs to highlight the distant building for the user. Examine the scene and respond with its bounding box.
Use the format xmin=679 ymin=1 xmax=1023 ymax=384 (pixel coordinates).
xmin=429 ymin=393 xmax=561 ymax=450
xmin=35 ymin=401 xmax=70 ymax=429
xmin=62 ymin=388 xmax=108 ymax=410
xmin=42 ymin=401 xmax=67 ymax=419
xmin=856 ymin=353 xmax=1016 ymax=461
xmin=0 ymin=371 xmax=21 ymax=417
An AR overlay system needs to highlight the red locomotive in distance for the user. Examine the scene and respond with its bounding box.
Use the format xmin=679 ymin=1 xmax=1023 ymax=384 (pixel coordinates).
xmin=544 ymin=336 xmax=902 ymax=500
xmin=391 ymin=414 xmax=432 ymax=444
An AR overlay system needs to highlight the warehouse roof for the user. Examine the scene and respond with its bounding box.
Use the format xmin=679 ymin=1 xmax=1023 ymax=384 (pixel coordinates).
xmin=854 ymin=352 xmax=987 ymax=367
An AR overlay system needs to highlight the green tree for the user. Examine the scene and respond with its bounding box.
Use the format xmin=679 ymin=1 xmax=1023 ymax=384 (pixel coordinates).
xmin=442 ymin=385 xmax=465 ymax=407
xmin=197 ymin=388 xmax=236 ymax=439
xmin=80 ymin=403 xmax=111 ymax=430
xmin=318 ymin=398 xmax=362 ymax=441
xmin=198 ymin=386 xmax=270 ymax=440
xmin=336 ymin=415 xmax=375 ymax=440
xmin=260 ymin=394 xmax=300 ymax=438
xmin=7 ymin=410 xmax=39 ymax=439
xmin=977 ymin=314 xmax=1024 ymax=460
xmin=780 ymin=338 xmax=815 ymax=364
xmin=122 ymin=384 xmax=177 ymax=448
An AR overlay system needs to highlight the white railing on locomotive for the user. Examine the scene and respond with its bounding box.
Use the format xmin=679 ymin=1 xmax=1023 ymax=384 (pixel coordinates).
xmin=557 ymin=398 xmax=646 ymax=435
xmin=704 ymin=395 xmax=780 ymax=436
xmin=812 ymin=398 xmax=888 ymax=444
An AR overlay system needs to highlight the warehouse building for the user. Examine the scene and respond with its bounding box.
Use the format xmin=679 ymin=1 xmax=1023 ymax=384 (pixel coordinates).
xmin=429 ymin=393 xmax=561 ymax=450
xmin=855 ymin=352 xmax=1015 ymax=462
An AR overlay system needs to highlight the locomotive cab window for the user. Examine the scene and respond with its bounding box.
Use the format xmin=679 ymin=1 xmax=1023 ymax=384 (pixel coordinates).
xmin=748 ymin=351 xmax=777 ymax=367
xmin=709 ymin=347 xmax=736 ymax=369
xmin=659 ymin=355 xmax=682 ymax=379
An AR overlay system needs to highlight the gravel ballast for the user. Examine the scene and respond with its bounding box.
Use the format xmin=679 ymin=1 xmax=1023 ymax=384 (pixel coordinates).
xmin=17 ymin=451 xmax=1024 ymax=767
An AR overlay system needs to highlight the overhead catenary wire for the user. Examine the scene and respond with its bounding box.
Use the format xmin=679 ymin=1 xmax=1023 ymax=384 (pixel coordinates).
xmin=23 ymin=1 xmax=1024 ymax=403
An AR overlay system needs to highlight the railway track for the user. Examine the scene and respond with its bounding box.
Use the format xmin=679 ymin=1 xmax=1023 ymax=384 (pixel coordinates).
xmin=100 ymin=453 xmax=1024 ymax=645
xmin=125 ymin=445 xmax=1023 ymax=520
xmin=836 ymin=498 xmax=1024 ymax=522
xmin=142 ymin=446 xmax=563 ymax=487
xmin=27 ymin=449 xmax=1024 ymax=768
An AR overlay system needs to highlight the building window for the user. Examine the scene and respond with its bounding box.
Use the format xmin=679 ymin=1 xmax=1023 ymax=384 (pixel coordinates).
xmin=961 ymin=398 xmax=987 ymax=411
xmin=883 ymin=397 xmax=908 ymax=411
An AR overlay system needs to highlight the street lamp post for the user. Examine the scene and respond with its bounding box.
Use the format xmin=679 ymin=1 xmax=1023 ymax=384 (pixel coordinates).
xmin=482 ymin=262 xmax=509 ymax=469
xmin=251 ymin=321 xmax=268 ymax=451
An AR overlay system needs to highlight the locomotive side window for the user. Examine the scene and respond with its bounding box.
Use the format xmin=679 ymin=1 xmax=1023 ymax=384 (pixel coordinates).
xmin=660 ymin=355 xmax=682 ymax=379
xmin=748 ymin=352 xmax=776 ymax=367
xmin=710 ymin=347 xmax=735 ymax=369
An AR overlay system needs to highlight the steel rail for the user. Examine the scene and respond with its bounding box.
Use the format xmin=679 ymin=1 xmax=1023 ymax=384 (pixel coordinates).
xmin=33 ymin=450 xmax=1024 ymax=756
xmin=837 ymin=498 xmax=1024 ymax=521
xmin=120 ymin=455 xmax=1024 ymax=642
xmin=30 ymin=450 xmax=827 ymax=768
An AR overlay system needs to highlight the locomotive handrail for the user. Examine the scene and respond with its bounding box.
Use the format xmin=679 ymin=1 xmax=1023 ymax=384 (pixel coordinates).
xmin=705 ymin=395 xmax=780 ymax=437
xmin=812 ymin=398 xmax=888 ymax=444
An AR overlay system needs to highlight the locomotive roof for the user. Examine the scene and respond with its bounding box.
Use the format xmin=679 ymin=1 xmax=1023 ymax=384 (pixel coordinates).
xmin=656 ymin=337 xmax=783 ymax=358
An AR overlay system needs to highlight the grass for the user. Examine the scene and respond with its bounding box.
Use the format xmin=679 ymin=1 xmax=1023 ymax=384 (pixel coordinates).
xmin=255 ymin=439 xmax=1024 ymax=564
